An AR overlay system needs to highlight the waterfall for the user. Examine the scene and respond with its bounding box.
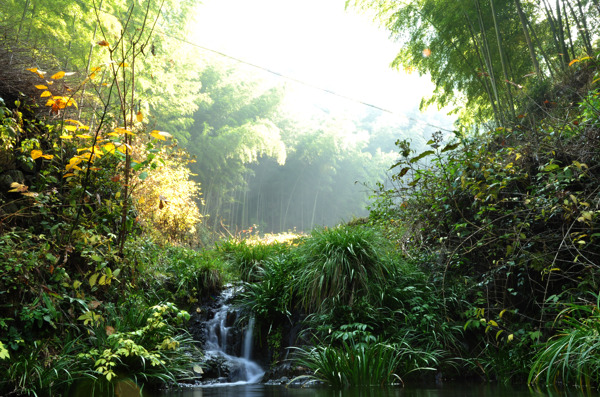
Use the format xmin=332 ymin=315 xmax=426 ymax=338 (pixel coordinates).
xmin=203 ymin=287 xmax=264 ymax=384
xmin=242 ymin=316 xmax=255 ymax=360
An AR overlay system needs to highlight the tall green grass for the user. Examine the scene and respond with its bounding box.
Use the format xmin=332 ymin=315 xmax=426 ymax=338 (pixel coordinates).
xmin=295 ymin=225 xmax=391 ymax=312
xmin=529 ymin=293 xmax=600 ymax=388
xmin=292 ymin=336 xmax=440 ymax=387
xmin=218 ymin=239 xmax=287 ymax=282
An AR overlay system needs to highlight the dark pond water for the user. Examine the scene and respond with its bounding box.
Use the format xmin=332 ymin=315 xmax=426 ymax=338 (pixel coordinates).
xmin=149 ymin=383 xmax=599 ymax=397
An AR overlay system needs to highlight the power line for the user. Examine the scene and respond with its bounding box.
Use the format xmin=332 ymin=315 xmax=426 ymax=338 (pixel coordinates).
xmin=157 ymin=29 xmax=455 ymax=133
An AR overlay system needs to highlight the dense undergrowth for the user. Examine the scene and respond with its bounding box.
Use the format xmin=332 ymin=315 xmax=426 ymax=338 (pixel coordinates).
xmin=2 ymin=3 xmax=600 ymax=395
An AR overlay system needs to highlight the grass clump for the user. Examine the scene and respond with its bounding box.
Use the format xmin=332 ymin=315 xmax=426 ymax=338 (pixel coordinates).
xmin=529 ymin=293 xmax=600 ymax=388
xmin=295 ymin=225 xmax=391 ymax=312
xmin=292 ymin=336 xmax=440 ymax=387
xmin=218 ymin=238 xmax=288 ymax=282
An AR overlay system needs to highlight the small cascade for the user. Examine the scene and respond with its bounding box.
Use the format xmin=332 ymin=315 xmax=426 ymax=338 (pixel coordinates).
xmin=203 ymin=287 xmax=264 ymax=384
xmin=242 ymin=316 xmax=255 ymax=360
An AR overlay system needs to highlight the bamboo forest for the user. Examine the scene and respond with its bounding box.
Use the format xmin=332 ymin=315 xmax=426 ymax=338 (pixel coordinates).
xmin=1 ymin=0 xmax=600 ymax=396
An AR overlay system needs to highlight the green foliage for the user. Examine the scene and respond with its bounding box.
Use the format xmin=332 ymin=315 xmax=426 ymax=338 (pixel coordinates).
xmin=350 ymin=0 xmax=599 ymax=123
xmin=529 ymin=293 xmax=600 ymax=388
xmin=125 ymin=238 xmax=226 ymax=303
xmin=217 ymin=238 xmax=287 ymax=282
xmin=76 ymin=302 xmax=194 ymax=385
xmin=295 ymin=225 xmax=391 ymax=312
xmin=238 ymin=253 xmax=299 ymax=324
xmin=292 ymin=335 xmax=440 ymax=387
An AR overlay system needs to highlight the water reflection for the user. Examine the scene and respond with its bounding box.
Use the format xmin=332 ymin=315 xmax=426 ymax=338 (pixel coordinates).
xmin=154 ymin=384 xmax=600 ymax=397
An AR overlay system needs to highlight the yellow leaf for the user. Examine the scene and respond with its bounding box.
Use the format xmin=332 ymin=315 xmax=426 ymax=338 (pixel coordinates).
xmin=97 ymin=40 xmax=110 ymax=47
xmin=8 ymin=182 xmax=28 ymax=193
xmin=76 ymin=134 xmax=93 ymax=139
xmin=488 ymin=320 xmax=498 ymax=327
xmin=40 ymin=91 xmax=52 ymax=98
xmin=22 ymin=192 xmax=38 ymax=197
xmin=114 ymin=127 xmax=135 ymax=135
xmin=65 ymin=119 xmax=82 ymax=126
xmin=568 ymin=59 xmax=579 ymax=67
xmin=507 ymin=334 xmax=514 ymax=342
xmin=66 ymin=98 xmax=78 ymax=108
xmin=26 ymin=67 xmax=38 ymax=73
xmin=64 ymin=125 xmax=77 ymax=132
xmin=499 ymin=309 xmax=507 ymax=318
xmin=51 ymin=71 xmax=66 ymax=80
xmin=31 ymin=149 xmax=43 ymax=160
xmin=150 ymin=130 xmax=171 ymax=140
xmin=41 ymin=154 xmax=54 ymax=160
xmin=45 ymin=99 xmax=55 ymax=107
xmin=89 ymin=273 xmax=99 ymax=287
xmin=63 ymin=173 xmax=75 ymax=178
xmin=136 ymin=111 xmax=143 ymax=122
xmin=119 ymin=62 xmax=129 ymax=68
xmin=35 ymin=85 xmax=47 ymax=90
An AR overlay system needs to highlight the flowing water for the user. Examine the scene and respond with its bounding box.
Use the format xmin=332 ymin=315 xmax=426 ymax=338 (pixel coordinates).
xmin=202 ymin=287 xmax=264 ymax=384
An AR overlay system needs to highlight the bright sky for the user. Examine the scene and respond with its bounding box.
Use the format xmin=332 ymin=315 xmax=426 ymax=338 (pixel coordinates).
xmin=189 ymin=0 xmax=436 ymax=115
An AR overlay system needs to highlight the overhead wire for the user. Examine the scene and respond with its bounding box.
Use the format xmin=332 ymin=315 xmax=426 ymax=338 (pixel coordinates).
xmin=155 ymin=28 xmax=456 ymax=133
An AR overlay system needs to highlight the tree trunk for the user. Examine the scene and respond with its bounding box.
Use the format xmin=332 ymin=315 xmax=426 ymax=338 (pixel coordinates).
xmin=475 ymin=0 xmax=505 ymax=125
xmin=16 ymin=0 xmax=31 ymax=44
xmin=465 ymin=11 xmax=502 ymax=125
xmin=514 ymin=0 xmax=541 ymax=77
xmin=489 ymin=0 xmax=516 ymax=120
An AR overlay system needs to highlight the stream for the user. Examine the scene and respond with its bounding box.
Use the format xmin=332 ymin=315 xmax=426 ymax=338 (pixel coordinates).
xmin=152 ymin=383 xmax=600 ymax=397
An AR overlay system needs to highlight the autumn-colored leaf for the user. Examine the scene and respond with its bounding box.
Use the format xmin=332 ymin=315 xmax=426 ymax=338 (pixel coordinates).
xmin=97 ymin=40 xmax=110 ymax=47
xmin=105 ymin=326 xmax=115 ymax=336
xmin=51 ymin=71 xmax=66 ymax=80
xmin=26 ymin=67 xmax=38 ymax=73
xmin=114 ymin=127 xmax=135 ymax=135
xmin=31 ymin=149 xmax=43 ymax=160
xmin=89 ymin=300 xmax=102 ymax=309
xmin=568 ymin=59 xmax=579 ymax=67
xmin=150 ymin=130 xmax=172 ymax=140
xmin=63 ymin=173 xmax=76 ymax=178
xmin=40 ymin=91 xmax=52 ymax=98
xmin=136 ymin=111 xmax=143 ymax=122
xmin=8 ymin=182 xmax=28 ymax=193
xmin=35 ymin=85 xmax=47 ymax=90
xmin=76 ymin=134 xmax=93 ymax=139
xmin=59 ymin=134 xmax=73 ymax=140
xmin=41 ymin=154 xmax=54 ymax=160
xmin=422 ymin=48 xmax=431 ymax=57
xmin=64 ymin=125 xmax=77 ymax=132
